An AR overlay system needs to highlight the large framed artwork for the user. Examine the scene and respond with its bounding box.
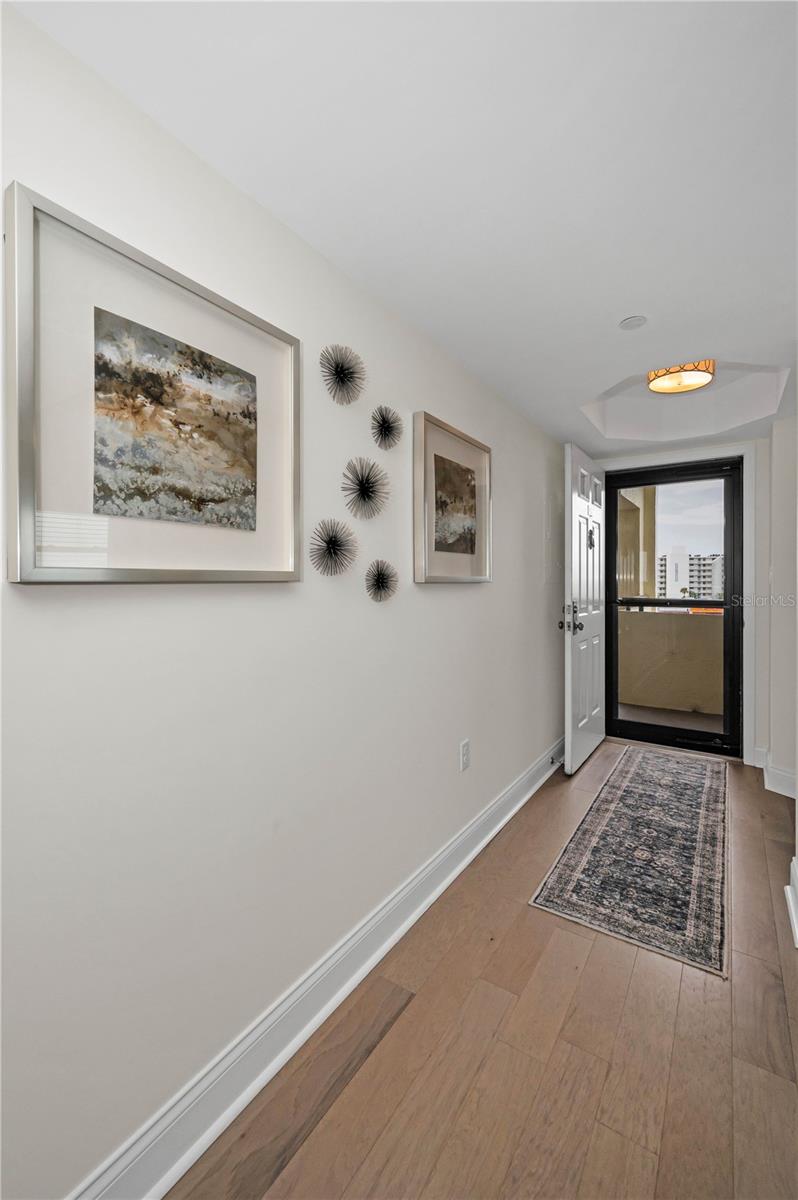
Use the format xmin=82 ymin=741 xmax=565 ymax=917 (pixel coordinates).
xmin=413 ymin=411 xmax=492 ymax=583
xmin=5 ymin=182 xmax=300 ymax=582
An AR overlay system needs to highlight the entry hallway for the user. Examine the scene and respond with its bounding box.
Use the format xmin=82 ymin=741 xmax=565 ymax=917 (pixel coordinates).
xmin=168 ymin=743 xmax=798 ymax=1200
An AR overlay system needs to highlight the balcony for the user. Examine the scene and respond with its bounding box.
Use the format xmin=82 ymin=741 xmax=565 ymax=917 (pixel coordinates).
xmin=616 ymin=482 xmax=725 ymax=735
xmin=617 ymin=607 xmax=724 ymax=733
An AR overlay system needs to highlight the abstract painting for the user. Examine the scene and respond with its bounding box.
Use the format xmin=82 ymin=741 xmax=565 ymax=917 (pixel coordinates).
xmin=434 ymin=454 xmax=476 ymax=553
xmin=414 ymin=413 xmax=491 ymax=582
xmin=93 ymin=308 xmax=257 ymax=529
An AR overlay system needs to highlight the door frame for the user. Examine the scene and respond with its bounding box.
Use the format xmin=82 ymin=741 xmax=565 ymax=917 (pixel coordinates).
xmin=596 ymin=441 xmax=757 ymax=764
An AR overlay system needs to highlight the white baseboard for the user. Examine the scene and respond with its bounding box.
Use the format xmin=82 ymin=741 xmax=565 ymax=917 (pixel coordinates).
xmin=785 ymin=858 xmax=798 ymax=950
xmin=764 ymin=759 xmax=796 ymax=799
xmin=66 ymin=736 xmax=564 ymax=1200
xmin=752 ymin=745 xmax=768 ymax=769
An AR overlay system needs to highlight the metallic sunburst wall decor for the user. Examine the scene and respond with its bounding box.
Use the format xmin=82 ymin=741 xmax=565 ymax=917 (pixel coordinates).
xmin=309 ymin=518 xmax=357 ymax=576
xmin=365 ymin=559 xmax=398 ymax=603
xmin=370 ymin=405 xmax=403 ymax=450
xmin=341 ymin=457 xmax=389 ymax=519
xmin=320 ymin=344 xmax=366 ymax=406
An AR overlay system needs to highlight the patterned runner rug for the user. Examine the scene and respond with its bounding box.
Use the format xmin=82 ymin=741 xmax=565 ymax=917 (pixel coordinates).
xmin=530 ymin=745 xmax=728 ymax=975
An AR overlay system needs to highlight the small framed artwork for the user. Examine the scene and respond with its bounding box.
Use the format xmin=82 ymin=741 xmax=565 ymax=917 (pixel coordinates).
xmin=5 ymin=182 xmax=300 ymax=582
xmin=413 ymin=411 xmax=492 ymax=583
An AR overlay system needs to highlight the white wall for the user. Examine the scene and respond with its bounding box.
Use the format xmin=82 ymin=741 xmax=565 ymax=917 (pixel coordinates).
xmin=768 ymin=416 xmax=797 ymax=783
xmin=755 ymin=435 xmax=772 ymax=757
xmin=1 ymin=12 xmax=564 ymax=1198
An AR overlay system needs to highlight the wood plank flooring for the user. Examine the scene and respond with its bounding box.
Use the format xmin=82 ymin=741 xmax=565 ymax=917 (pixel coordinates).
xmin=168 ymin=974 xmax=413 ymax=1200
xmin=655 ymin=966 xmax=733 ymax=1200
xmin=168 ymin=744 xmax=798 ymax=1200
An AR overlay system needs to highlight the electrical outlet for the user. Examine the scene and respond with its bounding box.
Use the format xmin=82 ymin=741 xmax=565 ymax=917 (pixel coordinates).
xmin=459 ymin=738 xmax=471 ymax=772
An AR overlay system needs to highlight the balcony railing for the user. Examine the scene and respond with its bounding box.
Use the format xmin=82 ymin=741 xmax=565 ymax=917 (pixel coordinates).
xmin=618 ymin=607 xmax=723 ymax=716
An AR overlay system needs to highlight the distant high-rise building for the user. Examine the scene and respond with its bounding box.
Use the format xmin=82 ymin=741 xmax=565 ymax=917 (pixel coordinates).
xmin=657 ymin=551 xmax=724 ymax=599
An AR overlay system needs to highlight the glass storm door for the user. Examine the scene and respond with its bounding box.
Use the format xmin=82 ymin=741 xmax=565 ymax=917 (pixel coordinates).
xmin=605 ymin=458 xmax=743 ymax=758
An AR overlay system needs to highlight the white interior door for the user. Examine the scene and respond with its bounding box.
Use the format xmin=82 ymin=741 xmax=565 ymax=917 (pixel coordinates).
xmin=564 ymin=444 xmax=606 ymax=774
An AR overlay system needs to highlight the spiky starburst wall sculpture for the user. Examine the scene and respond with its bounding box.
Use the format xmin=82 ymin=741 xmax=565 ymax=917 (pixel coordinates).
xmin=370 ymin=405 xmax=403 ymax=450
xmin=309 ymin=518 xmax=357 ymax=576
xmin=365 ymin=560 xmax=398 ymax=603
xmin=320 ymin=344 xmax=366 ymax=406
xmin=341 ymin=457 xmax=389 ymax=520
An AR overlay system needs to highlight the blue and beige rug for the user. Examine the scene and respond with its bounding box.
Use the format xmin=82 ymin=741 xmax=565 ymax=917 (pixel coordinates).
xmin=530 ymin=746 xmax=728 ymax=975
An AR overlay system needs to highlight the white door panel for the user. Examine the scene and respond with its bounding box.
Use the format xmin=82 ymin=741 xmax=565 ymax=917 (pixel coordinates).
xmin=576 ymin=640 xmax=589 ymax=727
xmin=564 ymin=444 xmax=606 ymax=774
xmin=590 ymin=635 xmax=602 ymax=716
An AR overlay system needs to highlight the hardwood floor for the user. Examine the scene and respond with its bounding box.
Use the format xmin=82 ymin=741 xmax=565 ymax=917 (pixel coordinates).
xmin=655 ymin=967 xmax=733 ymax=1200
xmin=168 ymin=745 xmax=798 ymax=1200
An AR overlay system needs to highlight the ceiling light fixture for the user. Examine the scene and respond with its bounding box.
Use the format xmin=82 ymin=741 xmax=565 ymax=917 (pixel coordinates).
xmin=647 ymin=359 xmax=715 ymax=394
xmin=619 ymin=315 xmax=647 ymax=331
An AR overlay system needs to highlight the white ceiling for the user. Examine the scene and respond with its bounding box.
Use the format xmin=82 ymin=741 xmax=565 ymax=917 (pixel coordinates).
xmin=18 ymin=1 xmax=797 ymax=455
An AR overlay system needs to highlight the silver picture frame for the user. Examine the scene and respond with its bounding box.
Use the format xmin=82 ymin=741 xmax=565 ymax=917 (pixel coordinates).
xmin=5 ymin=181 xmax=301 ymax=583
xmin=413 ymin=411 xmax=492 ymax=583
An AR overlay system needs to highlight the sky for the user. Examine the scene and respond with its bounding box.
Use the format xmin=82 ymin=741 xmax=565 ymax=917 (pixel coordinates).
xmin=655 ymin=479 xmax=724 ymax=558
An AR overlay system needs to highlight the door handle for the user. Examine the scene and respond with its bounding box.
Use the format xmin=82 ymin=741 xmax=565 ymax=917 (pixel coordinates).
xmin=573 ymin=621 xmax=584 ymax=633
